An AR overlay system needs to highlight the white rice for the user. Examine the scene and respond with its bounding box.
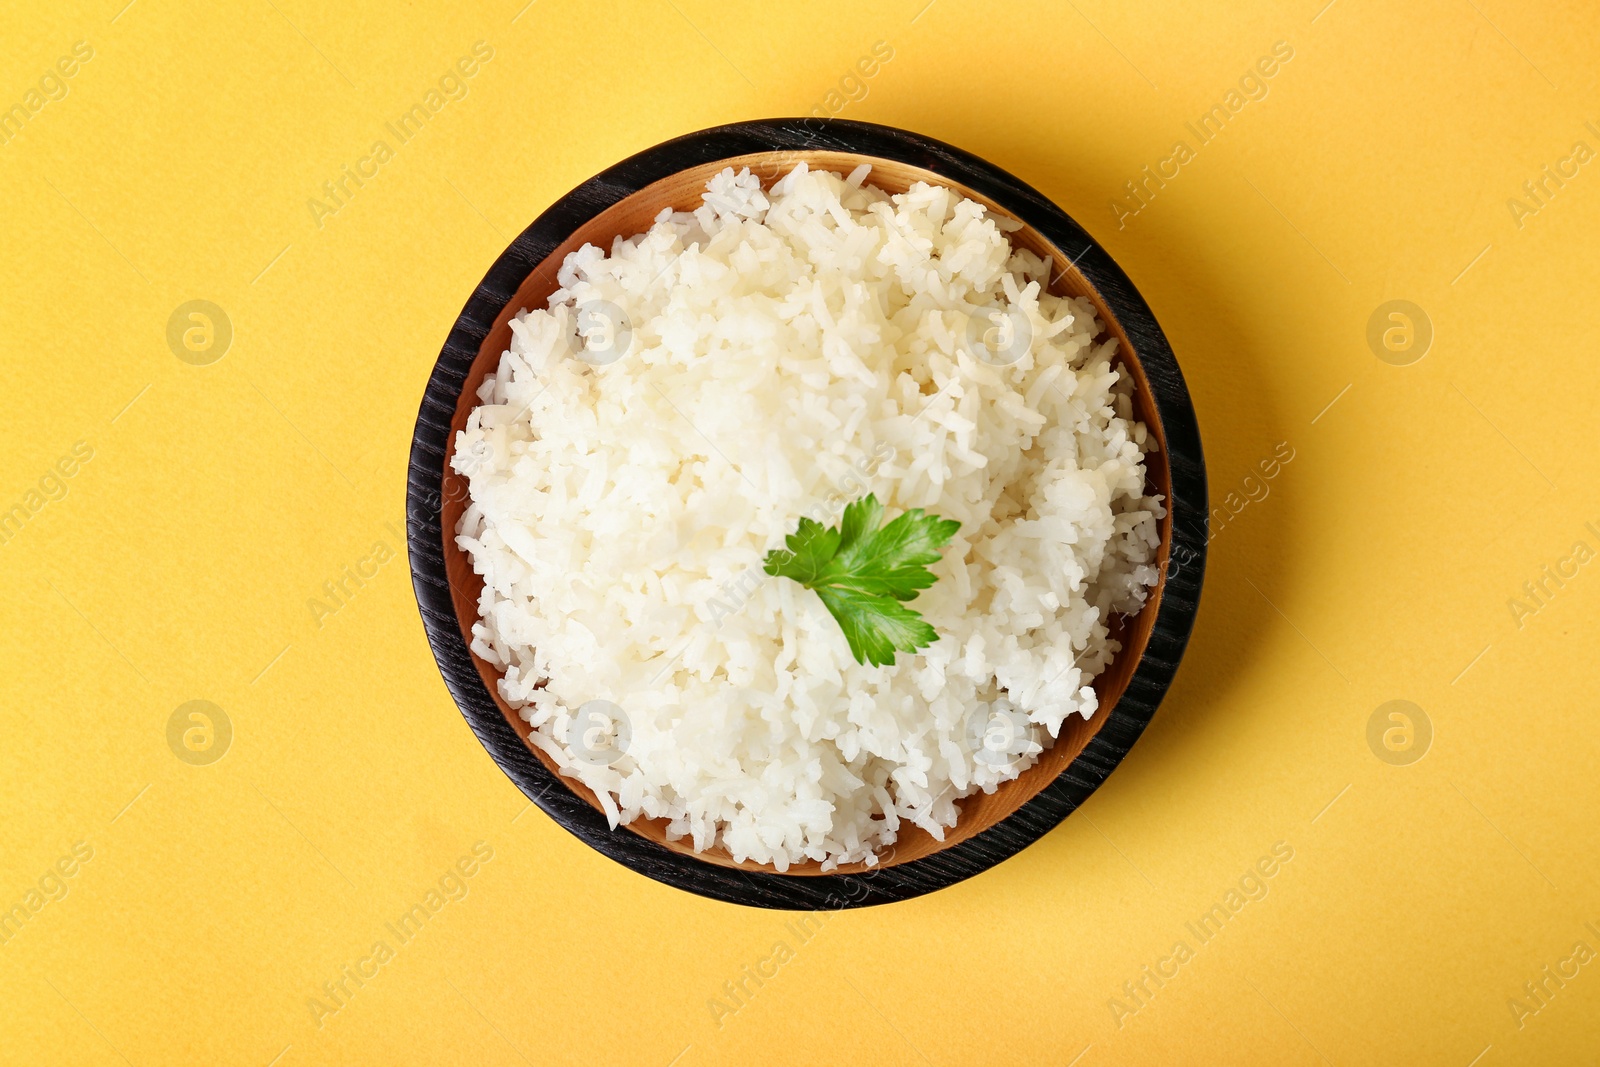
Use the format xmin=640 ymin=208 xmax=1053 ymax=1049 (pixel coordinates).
xmin=452 ymin=163 xmax=1164 ymax=870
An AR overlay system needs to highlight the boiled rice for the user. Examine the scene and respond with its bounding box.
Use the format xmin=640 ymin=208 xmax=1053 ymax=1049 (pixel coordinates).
xmin=452 ymin=163 xmax=1163 ymax=870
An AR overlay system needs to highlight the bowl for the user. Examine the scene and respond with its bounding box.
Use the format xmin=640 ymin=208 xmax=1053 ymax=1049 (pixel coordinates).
xmin=407 ymin=118 xmax=1206 ymax=908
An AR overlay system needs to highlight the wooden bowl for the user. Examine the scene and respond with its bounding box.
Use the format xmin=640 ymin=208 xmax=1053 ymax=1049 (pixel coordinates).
xmin=407 ymin=119 xmax=1206 ymax=908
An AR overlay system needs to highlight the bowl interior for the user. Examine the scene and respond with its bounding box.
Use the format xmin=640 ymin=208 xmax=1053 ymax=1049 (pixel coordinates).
xmin=440 ymin=151 xmax=1173 ymax=875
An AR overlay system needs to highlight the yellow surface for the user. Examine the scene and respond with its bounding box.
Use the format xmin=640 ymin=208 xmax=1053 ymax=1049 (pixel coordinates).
xmin=2 ymin=0 xmax=1598 ymax=1063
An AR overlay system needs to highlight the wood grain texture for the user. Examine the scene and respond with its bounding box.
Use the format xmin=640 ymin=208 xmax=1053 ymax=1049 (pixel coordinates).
xmin=406 ymin=118 xmax=1207 ymax=908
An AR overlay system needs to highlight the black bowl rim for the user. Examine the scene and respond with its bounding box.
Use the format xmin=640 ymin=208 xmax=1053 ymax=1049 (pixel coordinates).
xmin=406 ymin=117 xmax=1207 ymax=910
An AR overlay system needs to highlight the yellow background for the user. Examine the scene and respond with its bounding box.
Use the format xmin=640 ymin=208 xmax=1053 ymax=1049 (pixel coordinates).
xmin=2 ymin=0 xmax=1597 ymax=1063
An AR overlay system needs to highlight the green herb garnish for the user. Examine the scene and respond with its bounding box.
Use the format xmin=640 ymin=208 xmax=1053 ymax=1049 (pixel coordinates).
xmin=762 ymin=494 xmax=960 ymax=667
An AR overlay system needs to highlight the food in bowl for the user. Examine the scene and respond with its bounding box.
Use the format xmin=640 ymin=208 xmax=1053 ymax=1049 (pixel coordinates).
xmin=451 ymin=163 xmax=1164 ymax=870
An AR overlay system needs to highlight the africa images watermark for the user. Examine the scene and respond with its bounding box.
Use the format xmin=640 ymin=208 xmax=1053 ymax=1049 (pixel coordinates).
xmin=167 ymin=300 xmax=232 ymax=366
xmin=303 ymin=841 xmax=495 ymax=1029
xmin=802 ymin=40 xmax=895 ymax=124
xmin=1505 ymin=923 xmax=1600 ymax=1031
xmin=1506 ymin=121 xmax=1600 ymax=231
xmin=306 ymin=41 xmax=495 ymax=230
xmin=0 ymin=841 xmax=95 ymax=948
xmin=1505 ymin=519 xmax=1600 ymax=630
xmin=0 ymin=40 xmax=94 ymax=149
xmin=1111 ymin=40 xmax=1295 ymax=229
xmin=167 ymin=700 xmax=233 ymax=766
xmin=1106 ymin=841 xmax=1295 ymax=1029
xmin=0 ymin=440 xmax=94 ymax=548
xmin=1165 ymin=439 xmax=1295 ymax=581
xmin=1367 ymin=700 xmax=1431 ymax=766
xmin=706 ymin=850 xmax=898 ymax=1030
xmin=307 ymin=521 xmax=405 ymax=628
xmin=1367 ymin=300 xmax=1431 ymax=366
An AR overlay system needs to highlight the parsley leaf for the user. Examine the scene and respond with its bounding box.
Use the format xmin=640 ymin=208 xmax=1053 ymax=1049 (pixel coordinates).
xmin=763 ymin=494 xmax=959 ymax=667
